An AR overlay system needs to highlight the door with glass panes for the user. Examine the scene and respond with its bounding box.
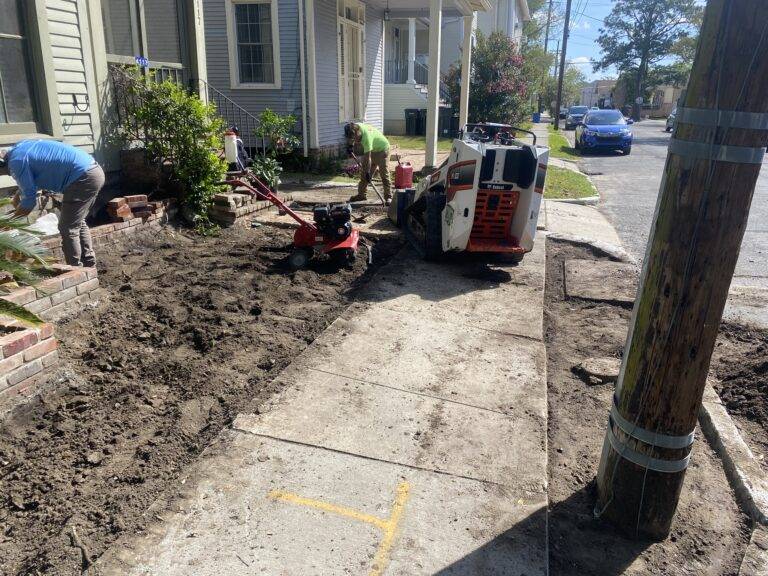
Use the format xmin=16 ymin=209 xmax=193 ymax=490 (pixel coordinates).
xmin=337 ymin=0 xmax=365 ymax=122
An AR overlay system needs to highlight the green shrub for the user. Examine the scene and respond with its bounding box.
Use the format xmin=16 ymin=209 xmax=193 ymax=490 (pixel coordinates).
xmin=251 ymin=156 xmax=282 ymax=189
xmin=111 ymin=67 xmax=227 ymax=233
xmin=255 ymin=109 xmax=300 ymax=157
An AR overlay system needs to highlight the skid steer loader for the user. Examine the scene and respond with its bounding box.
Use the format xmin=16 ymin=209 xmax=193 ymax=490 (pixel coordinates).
xmin=398 ymin=123 xmax=549 ymax=262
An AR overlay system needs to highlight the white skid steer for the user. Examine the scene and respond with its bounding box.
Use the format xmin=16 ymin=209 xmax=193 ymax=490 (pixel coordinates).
xmin=398 ymin=123 xmax=550 ymax=262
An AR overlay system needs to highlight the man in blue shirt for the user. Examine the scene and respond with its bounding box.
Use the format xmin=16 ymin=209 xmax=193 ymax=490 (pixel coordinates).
xmin=0 ymin=140 xmax=104 ymax=267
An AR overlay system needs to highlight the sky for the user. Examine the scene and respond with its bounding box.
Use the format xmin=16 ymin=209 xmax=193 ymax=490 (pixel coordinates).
xmin=540 ymin=0 xmax=619 ymax=82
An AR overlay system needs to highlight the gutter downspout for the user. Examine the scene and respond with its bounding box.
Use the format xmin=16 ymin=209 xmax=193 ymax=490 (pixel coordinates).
xmin=298 ymin=0 xmax=309 ymax=156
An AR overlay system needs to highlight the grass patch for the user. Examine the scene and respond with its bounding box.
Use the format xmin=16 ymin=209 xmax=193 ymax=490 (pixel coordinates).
xmin=282 ymin=172 xmax=357 ymax=184
xmin=544 ymin=165 xmax=596 ymax=200
xmin=547 ymin=124 xmax=581 ymax=161
xmin=386 ymin=134 xmax=453 ymax=152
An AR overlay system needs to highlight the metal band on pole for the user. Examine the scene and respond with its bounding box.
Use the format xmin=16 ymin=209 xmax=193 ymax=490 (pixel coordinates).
xmin=677 ymin=106 xmax=768 ymax=130
xmin=669 ymin=137 xmax=766 ymax=164
xmin=606 ymin=417 xmax=691 ymax=474
xmin=611 ymin=395 xmax=695 ymax=450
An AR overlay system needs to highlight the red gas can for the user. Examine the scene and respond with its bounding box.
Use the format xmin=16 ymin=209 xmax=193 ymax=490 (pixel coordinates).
xmin=395 ymin=162 xmax=413 ymax=189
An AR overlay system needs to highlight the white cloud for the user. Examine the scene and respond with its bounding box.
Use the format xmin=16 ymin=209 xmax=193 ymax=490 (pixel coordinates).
xmin=570 ymin=56 xmax=591 ymax=65
xmin=571 ymin=20 xmax=591 ymax=31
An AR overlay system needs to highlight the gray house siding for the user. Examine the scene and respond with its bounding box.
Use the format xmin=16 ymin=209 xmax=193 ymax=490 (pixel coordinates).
xmin=202 ymin=0 xmax=303 ymax=119
xmin=46 ymin=0 xmax=97 ymax=152
xmin=313 ymin=0 xmax=384 ymax=148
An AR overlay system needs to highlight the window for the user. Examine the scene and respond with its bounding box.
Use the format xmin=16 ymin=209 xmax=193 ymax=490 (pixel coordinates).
xmin=0 ymin=0 xmax=38 ymax=129
xmin=226 ymin=0 xmax=281 ymax=89
xmin=337 ymin=0 xmax=365 ymax=122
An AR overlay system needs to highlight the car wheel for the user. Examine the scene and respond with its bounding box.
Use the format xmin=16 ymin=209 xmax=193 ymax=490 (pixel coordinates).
xmin=623 ymin=146 xmax=632 ymax=156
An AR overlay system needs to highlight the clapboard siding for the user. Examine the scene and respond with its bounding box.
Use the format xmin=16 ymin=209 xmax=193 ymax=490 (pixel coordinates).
xmin=314 ymin=0 xmax=385 ymax=147
xmin=46 ymin=0 xmax=95 ymax=151
xmin=203 ymin=0 xmax=302 ymax=120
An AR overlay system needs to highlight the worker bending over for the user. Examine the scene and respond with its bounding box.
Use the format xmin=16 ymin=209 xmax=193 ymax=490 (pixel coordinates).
xmin=345 ymin=122 xmax=392 ymax=203
xmin=0 ymin=140 xmax=104 ymax=267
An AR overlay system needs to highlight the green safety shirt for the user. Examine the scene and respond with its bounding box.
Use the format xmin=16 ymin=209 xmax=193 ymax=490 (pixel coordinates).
xmin=358 ymin=124 xmax=389 ymax=154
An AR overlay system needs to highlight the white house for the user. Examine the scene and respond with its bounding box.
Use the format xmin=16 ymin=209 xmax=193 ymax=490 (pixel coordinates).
xmin=382 ymin=0 xmax=530 ymax=135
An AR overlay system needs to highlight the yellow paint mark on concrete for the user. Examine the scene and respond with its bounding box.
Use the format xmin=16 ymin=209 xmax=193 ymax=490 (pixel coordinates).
xmin=268 ymin=481 xmax=411 ymax=576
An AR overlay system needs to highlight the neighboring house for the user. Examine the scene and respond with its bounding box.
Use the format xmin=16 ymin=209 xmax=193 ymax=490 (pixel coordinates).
xmin=580 ymin=79 xmax=616 ymax=109
xmin=204 ymin=0 xmax=490 ymax=158
xmin=0 ymin=0 xmax=208 ymax=182
xmin=382 ymin=0 xmax=529 ymax=135
xmin=612 ymin=80 xmax=682 ymax=118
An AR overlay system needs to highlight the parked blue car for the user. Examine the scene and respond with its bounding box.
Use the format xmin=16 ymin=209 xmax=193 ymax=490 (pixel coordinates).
xmin=574 ymin=109 xmax=634 ymax=155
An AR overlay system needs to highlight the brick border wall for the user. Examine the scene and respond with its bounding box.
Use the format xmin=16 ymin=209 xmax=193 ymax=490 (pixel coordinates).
xmin=209 ymin=192 xmax=292 ymax=227
xmin=0 ymin=319 xmax=58 ymax=413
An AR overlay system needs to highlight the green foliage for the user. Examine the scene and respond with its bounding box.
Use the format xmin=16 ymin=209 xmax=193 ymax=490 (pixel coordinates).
xmin=542 ymin=66 xmax=588 ymax=113
xmin=594 ymin=0 xmax=702 ymax=116
xmin=255 ymin=109 xmax=300 ymax=157
xmin=251 ymin=156 xmax=283 ymax=189
xmin=0 ymin=199 xmax=50 ymax=325
xmin=443 ymin=31 xmax=529 ymax=127
xmin=111 ymin=67 xmax=227 ymax=233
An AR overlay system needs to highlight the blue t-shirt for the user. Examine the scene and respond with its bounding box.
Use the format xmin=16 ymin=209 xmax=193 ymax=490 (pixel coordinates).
xmin=7 ymin=140 xmax=96 ymax=210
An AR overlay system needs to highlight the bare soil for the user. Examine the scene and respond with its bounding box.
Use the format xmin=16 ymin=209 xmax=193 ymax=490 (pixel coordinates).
xmin=545 ymin=239 xmax=751 ymax=576
xmin=0 ymin=224 xmax=401 ymax=576
xmin=711 ymin=325 xmax=768 ymax=472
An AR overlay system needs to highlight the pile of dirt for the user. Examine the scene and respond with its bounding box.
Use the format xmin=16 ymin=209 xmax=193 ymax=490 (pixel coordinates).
xmin=545 ymin=240 xmax=750 ymax=575
xmin=712 ymin=324 xmax=768 ymax=470
xmin=0 ymin=224 xmax=400 ymax=576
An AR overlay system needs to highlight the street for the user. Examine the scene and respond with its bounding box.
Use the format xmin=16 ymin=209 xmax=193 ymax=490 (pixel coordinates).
xmin=572 ymin=119 xmax=768 ymax=326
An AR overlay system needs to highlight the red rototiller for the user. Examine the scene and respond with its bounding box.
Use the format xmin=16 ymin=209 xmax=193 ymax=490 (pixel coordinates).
xmin=223 ymin=170 xmax=360 ymax=270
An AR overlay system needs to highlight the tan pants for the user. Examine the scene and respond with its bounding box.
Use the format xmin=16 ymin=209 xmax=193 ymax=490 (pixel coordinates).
xmin=358 ymin=150 xmax=392 ymax=199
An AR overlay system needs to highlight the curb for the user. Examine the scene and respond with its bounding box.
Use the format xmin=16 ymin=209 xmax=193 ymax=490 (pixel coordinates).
xmin=548 ymin=195 xmax=600 ymax=206
xmin=698 ymin=386 xmax=768 ymax=526
xmin=739 ymin=525 xmax=768 ymax=576
xmin=544 ymin=232 xmax=636 ymax=264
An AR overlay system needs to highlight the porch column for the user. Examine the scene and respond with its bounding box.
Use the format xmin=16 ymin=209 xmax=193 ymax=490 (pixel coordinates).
xmin=407 ymin=18 xmax=416 ymax=84
xmin=459 ymin=14 xmax=473 ymax=129
xmin=425 ymin=0 xmax=442 ymax=169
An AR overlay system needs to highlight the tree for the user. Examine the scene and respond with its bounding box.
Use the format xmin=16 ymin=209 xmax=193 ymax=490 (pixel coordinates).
xmin=594 ymin=0 xmax=701 ymax=120
xmin=444 ymin=31 xmax=529 ymax=126
xmin=543 ymin=66 xmax=587 ymax=112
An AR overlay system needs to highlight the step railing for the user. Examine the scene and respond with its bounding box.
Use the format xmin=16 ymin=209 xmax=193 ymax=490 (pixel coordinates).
xmin=190 ymin=78 xmax=263 ymax=151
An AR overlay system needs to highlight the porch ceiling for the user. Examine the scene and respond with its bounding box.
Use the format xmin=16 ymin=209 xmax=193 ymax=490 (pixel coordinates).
xmin=368 ymin=0 xmax=490 ymax=17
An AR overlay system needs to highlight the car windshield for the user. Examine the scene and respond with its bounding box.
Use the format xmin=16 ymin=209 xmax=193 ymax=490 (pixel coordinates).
xmin=569 ymin=106 xmax=588 ymax=114
xmin=585 ymin=111 xmax=626 ymax=125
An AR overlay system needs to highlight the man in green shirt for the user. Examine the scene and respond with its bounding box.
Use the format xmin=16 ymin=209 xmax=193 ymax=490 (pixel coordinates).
xmin=345 ymin=122 xmax=391 ymax=203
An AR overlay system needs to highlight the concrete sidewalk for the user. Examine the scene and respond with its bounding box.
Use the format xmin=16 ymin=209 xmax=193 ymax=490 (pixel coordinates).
xmin=99 ymin=242 xmax=549 ymax=575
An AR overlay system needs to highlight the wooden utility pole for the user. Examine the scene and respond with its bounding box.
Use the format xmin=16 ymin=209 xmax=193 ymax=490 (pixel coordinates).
xmin=595 ymin=0 xmax=768 ymax=540
xmin=543 ymin=0 xmax=553 ymax=52
xmin=553 ymin=0 xmax=573 ymax=130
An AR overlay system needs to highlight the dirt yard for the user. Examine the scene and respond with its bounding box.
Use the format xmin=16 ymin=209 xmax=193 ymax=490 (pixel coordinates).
xmin=0 ymin=224 xmax=400 ymax=576
xmin=545 ymin=239 xmax=752 ymax=575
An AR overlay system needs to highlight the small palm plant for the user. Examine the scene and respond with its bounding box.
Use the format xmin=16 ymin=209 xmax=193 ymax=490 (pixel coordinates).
xmin=0 ymin=199 xmax=50 ymax=325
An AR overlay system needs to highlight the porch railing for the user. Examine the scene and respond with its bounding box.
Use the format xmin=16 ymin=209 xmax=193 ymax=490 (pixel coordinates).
xmin=384 ymin=60 xmax=450 ymax=102
xmin=191 ymin=79 xmax=262 ymax=150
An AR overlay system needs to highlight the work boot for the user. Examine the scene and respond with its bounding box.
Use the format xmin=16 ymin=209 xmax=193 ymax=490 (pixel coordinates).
xmin=348 ymin=193 xmax=367 ymax=203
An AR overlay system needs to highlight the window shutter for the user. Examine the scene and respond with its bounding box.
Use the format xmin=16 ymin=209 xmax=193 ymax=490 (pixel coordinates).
xmin=338 ymin=21 xmax=346 ymax=121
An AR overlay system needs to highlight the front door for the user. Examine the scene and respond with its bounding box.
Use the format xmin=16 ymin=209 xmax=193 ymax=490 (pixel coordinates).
xmin=337 ymin=0 xmax=365 ymax=122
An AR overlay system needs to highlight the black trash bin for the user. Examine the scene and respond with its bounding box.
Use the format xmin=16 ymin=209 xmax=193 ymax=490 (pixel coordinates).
xmin=404 ymin=109 xmax=420 ymax=136
xmin=417 ymin=109 xmax=427 ymax=135
xmin=438 ymin=107 xmax=455 ymax=138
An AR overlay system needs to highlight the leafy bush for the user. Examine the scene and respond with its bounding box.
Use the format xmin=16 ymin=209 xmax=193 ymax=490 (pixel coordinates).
xmin=111 ymin=67 xmax=227 ymax=233
xmin=251 ymin=156 xmax=283 ymax=189
xmin=443 ymin=31 xmax=529 ymax=127
xmin=0 ymin=200 xmax=50 ymax=324
xmin=255 ymin=109 xmax=300 ymax=157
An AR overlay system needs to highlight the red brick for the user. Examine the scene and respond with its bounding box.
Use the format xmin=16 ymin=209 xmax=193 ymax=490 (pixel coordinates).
xmin=76 ymin=278 xmax=99 ymax=295
xmin=83 ymin=267 xmax=98 ymax=280
xmin=0 ymin=330 xmax=38 ymax=359
xmin=107 ymin=197 xmax=127 ymax=209
xmin=0 ymin=317 xmax=22 ymax=330
xmin=37 ymin=323 xmax=54 ymax=340
xmin=58 ymin=269 xmax=87 ymax=289
xmin=110 ymin=204 xmax=132 ymax=218
xmin=113 ymin=221 xmax=130 ymax=231
xmin=128 ymin=218 xmax=143 ymax=227
xmin=40 ymin=349 xmax=59 ymax=368
xmin=1 ymin=286 xmax=37 ymax=306
xmin=92 ymin=223 xmax=116 ymax=235
xmin=51 ymin=263 xmax=73 ymax=272
xmin=36 ymin=276 xmax=64 ymax=295
xmin=0 ymin=366 xmax=49 ymax=403
xmin=26 ymin=296 xmax=53 ymax=314
xmin=0 ymin=353 xmax=23 ymax=376
xmin=50 ymin=286 xmax=78 ymax=306
xmin=23 ymin=338 xmax=58 ymax=361
xmin=124 ymin=194 xmax=148 ymax=203
xmin=7 ymin=358 xmax=43 ymax=386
